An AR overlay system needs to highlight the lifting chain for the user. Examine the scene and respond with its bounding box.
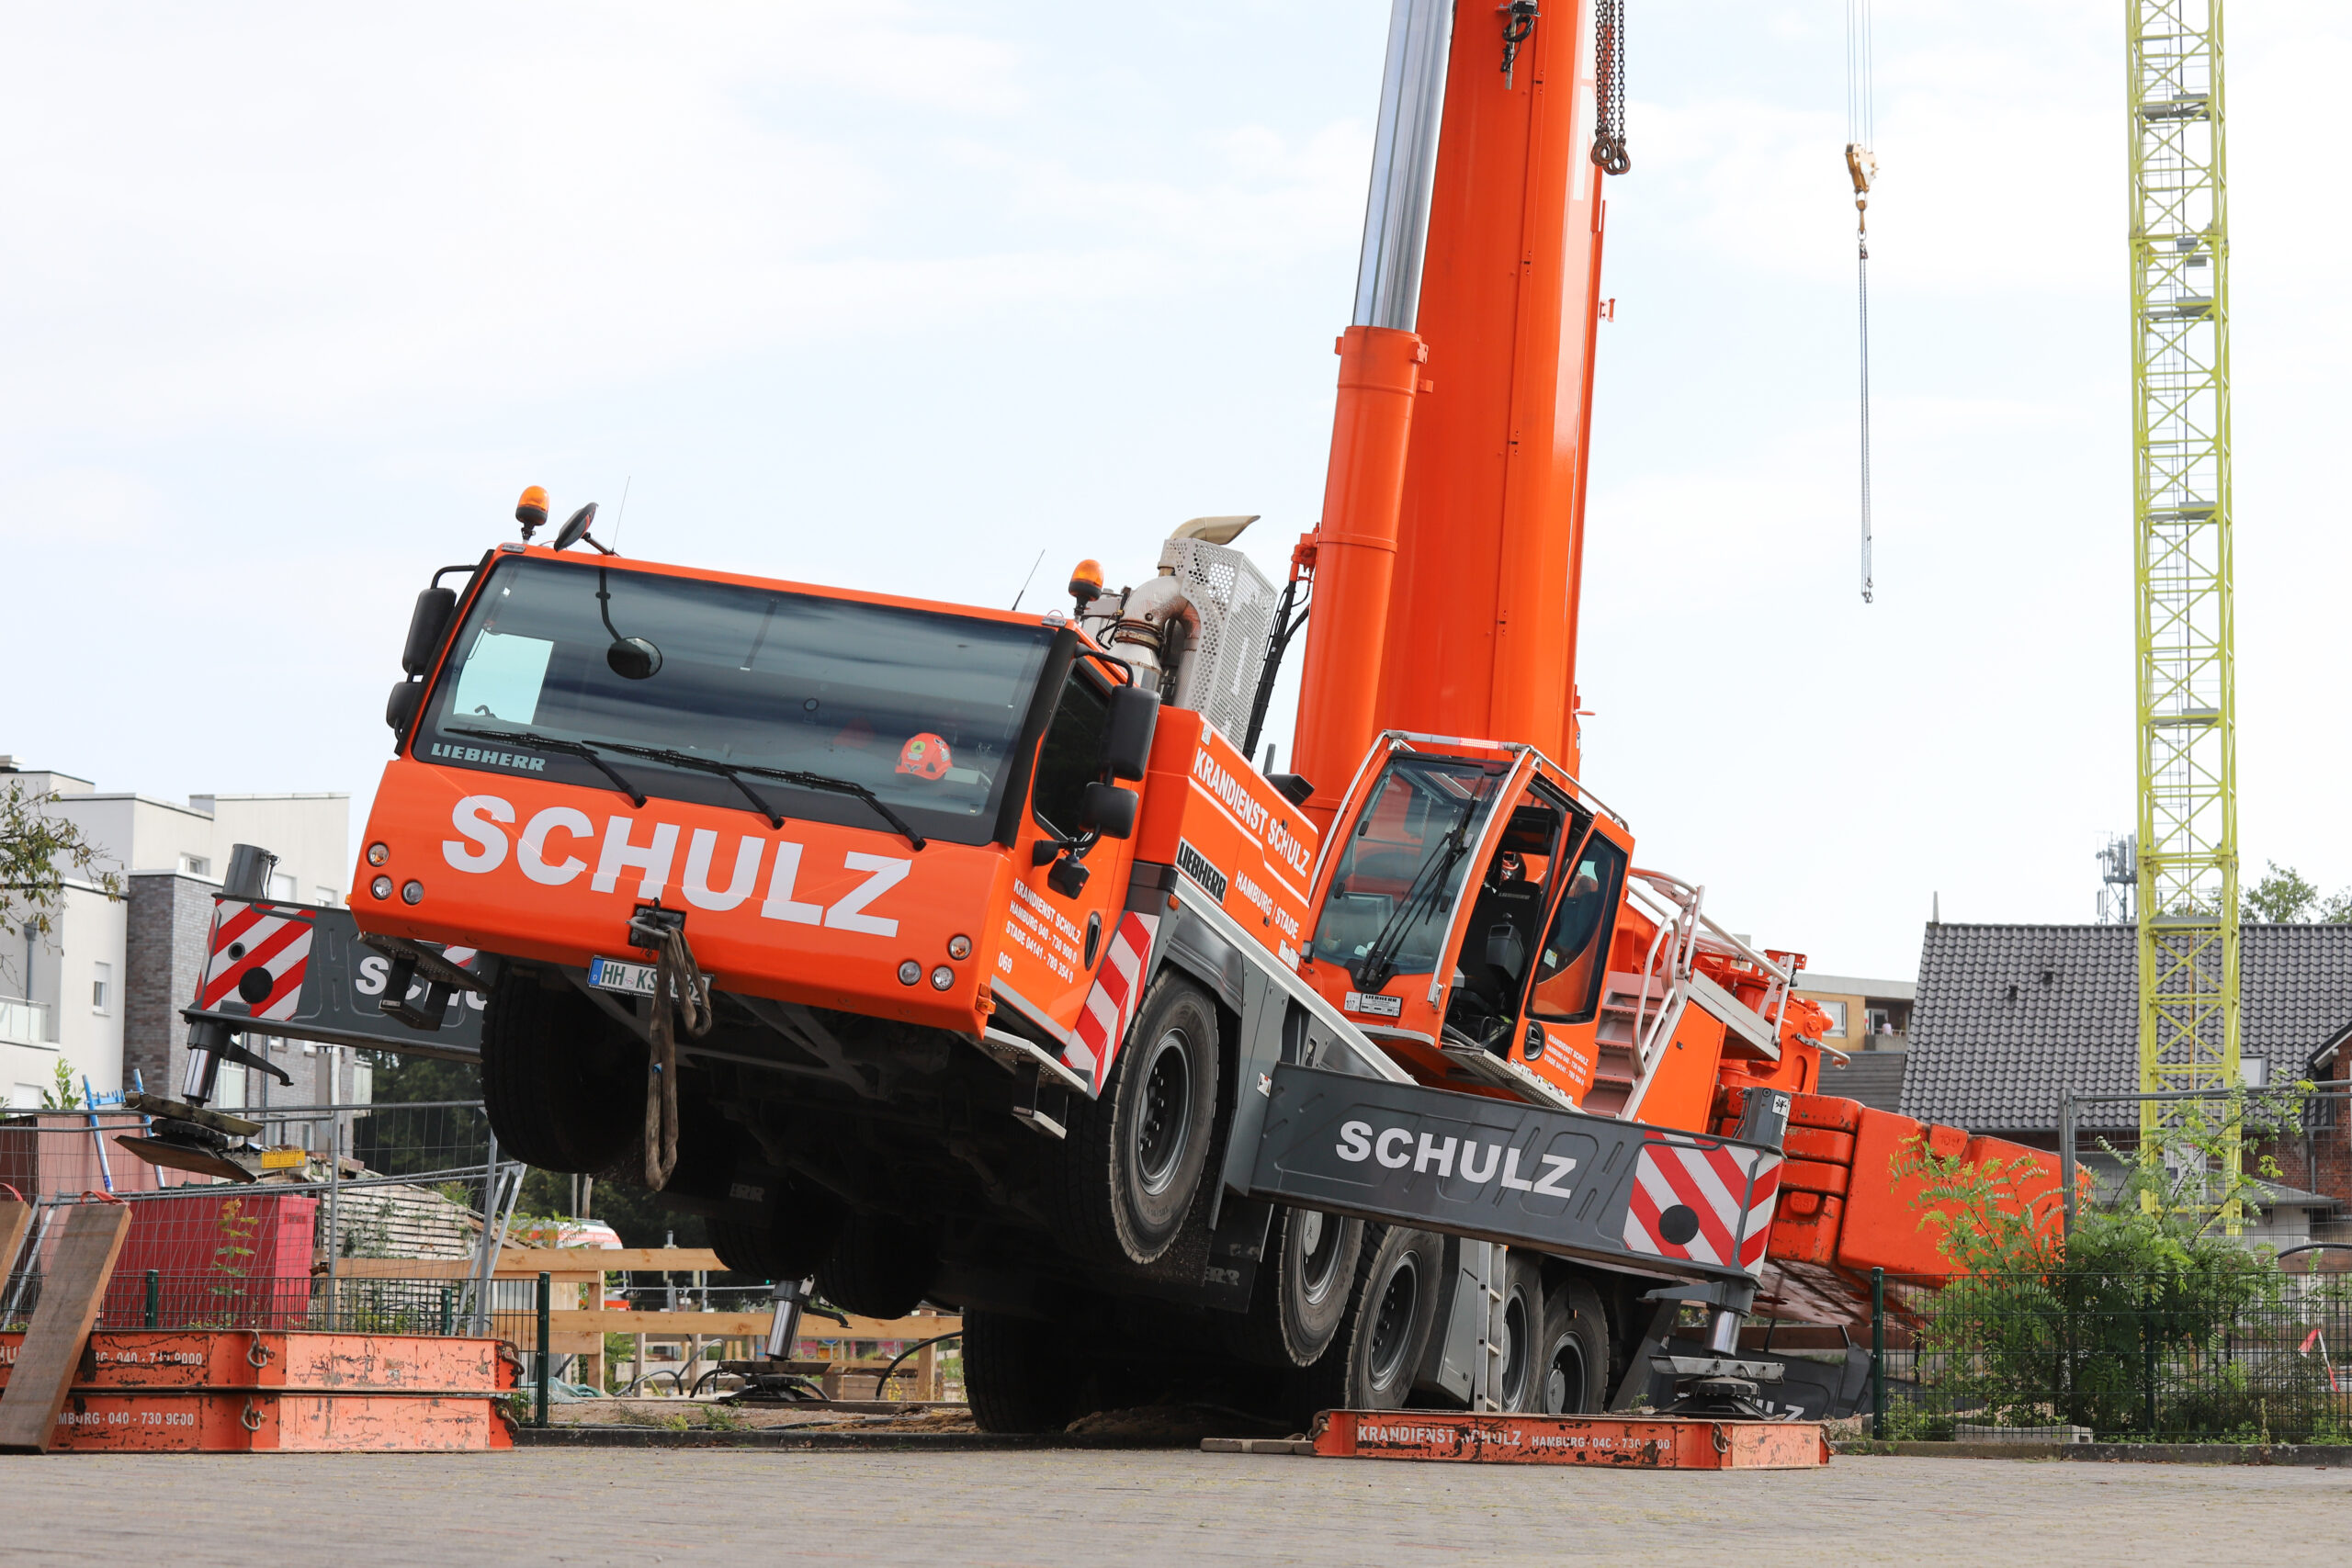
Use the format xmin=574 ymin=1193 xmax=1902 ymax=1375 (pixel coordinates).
xmin=1591 ymin=0 xmax=1630 ymax=175
xmin=643 ymin=923 xmax=713 ymax=1190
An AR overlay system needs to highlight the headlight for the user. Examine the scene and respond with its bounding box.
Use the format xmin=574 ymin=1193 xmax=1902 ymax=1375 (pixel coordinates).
xmin=367 ymin=842 xmax=390 ymax=866
xmin=400 ymin=880 xmax=424 ymax=905
xmin=947 ymin=934 xmax=972 ymax=960
xmin=897 ymin=960 xmax=921 ymax=987
xmin=930 ymin=965 xmax=955 ymax=991
xmin=370 ymin=875 xmax=393 ymax=900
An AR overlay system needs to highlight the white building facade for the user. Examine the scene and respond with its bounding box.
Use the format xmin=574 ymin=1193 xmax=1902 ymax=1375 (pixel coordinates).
xmin=1 ymin=758 xmax=352 ymax=1111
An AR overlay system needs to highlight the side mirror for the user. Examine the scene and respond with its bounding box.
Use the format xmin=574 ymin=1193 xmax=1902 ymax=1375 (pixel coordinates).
xmin=401 ymin=587 xmax=457 ymax=677
xmin=606 ymin=637 xmax=662 ymax=680
xmin=1078 ymin=782 xmax=1138 ymax=840
xmin=1102 ymin=683 xmax=1159 ymax=782
xmin=387 ymin=679 xmax=424 ymax=734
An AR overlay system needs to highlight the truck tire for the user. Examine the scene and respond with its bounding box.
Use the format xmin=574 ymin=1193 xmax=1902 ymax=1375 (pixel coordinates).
xmin=709 ymin=1188 xmax=845 ymax=1281
xmin=1056 ymin=974 xmax=1221 ymax=1266
xmin=1288 ymin=1225 xmax=1443 ymax=1417
xmin=1242 ymin=1206 xmax=1365 ymax=1367
xmin=481 ymin=972 xmax=641 ymax=1173
xmin=1537 ymin=1275 xmax=1610 ymax=1414
xmin=1496 ymin=1252 xmax=1547 ymax=1412
xmin=813 ymin=1213 xmax=936 ymax=1319
xmin=963 ymin=1311 xmax=1080 ymax=1434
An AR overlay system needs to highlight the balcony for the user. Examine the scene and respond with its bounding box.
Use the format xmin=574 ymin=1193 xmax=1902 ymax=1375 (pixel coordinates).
xmin=0 ymin=996 xmax=58 ymax=1046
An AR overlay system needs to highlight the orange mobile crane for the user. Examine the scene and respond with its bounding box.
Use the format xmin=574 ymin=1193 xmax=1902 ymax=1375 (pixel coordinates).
xmin=145 ymin=1 xmax=2058 ymax=1430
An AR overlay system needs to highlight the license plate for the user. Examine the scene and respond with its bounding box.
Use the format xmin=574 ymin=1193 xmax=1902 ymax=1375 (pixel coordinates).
xmin=588 ymin=956 xmax=661 ymax=997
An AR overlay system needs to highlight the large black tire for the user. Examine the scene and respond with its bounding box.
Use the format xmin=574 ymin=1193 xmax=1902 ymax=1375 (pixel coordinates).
xmin=1241 ymin=1207 xmax=1366 ymax=1368
xmin=1537 ymin=1274 xmax=1610 ymax=1414
xmin=1287 ymin=1225 xmax=1444 ymax=1419
xmin=481 ymin=971 xmax=642 ymax=1173
xmin=963 ymin=1311 xmax=1081 ymax=1434
xmin=1496 ymin=1251 xmax=1547 ymax=1412
xmin=709 ymin=1187 xmax=847 ymax=1281
xmin=813 ymin=1213 xmax=937 ymax=1319
xmin=1056 ymin=975 xmax=1221 ymax=1266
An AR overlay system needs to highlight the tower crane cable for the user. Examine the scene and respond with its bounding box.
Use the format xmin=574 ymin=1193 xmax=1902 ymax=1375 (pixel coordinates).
xmin=1846 ymin=0 xmax=1876 ymax=604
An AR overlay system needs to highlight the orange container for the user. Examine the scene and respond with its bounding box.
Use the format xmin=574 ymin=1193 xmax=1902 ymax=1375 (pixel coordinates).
xmin=0 ymin=1330 xmax=514 ymax=1453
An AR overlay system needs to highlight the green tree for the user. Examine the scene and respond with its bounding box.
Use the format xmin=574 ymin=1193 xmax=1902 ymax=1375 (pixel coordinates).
xmin=2243 ymin=861 xmax=2352 ymax=923
xmin=1 ymin=779 xmax=124 ymax=987
xmin=37 ymin=1057 xmax=82 ymax=1111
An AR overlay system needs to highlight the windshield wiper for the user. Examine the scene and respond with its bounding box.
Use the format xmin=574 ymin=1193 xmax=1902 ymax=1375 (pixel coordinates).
xmin=1352 ymin=816 xmax=1477 ymax=995
xmin=600 ymin=741 xmax=785 ymax=829
xmin=734 ymin=764 xmax=928 ymax=852
xmin=447 ymin=726 xmax=647 ymax=807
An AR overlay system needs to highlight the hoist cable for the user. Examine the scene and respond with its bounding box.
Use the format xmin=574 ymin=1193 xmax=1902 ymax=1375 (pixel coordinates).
xmin=1846 ymin=0 xmax=1875 ymax=604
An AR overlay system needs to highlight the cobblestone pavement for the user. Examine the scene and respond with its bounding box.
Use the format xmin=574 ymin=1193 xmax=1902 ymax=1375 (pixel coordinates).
xmin=5 ymin=1450 xmax=2341 ymax=1564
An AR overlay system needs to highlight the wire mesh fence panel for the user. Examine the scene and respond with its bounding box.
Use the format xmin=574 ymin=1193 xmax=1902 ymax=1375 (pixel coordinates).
xmin=1880 ymin=1269 xmax=2352 ymax=1443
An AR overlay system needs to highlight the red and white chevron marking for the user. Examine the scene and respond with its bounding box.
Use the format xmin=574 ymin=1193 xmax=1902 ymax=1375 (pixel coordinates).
xmin=195 ymin=899 xmax=314 ymax=1022
xmin=1621 ymin=1136 xmax=1782 ymax=1273
xmin=1062 ymin=910 xmax=1160 ymax=1097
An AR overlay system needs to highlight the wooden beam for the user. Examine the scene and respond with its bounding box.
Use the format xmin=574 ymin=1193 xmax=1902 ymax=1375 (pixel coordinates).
xmin=0 ymin=1201 xmax=131 ymax=1453
xmin=545 ymin=1310 xmax=958 ymax=1338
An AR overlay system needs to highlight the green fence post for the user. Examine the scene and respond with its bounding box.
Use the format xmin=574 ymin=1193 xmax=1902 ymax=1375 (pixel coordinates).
xmin=439 ymin=1286 xmax=453 ymax=1337
xmin=536 ymin=1271 xmax=552 ymax=1429
xmin=2142 ymin=1282 xmax=2158 ymax=1437
xmin=1871 ymin=1268 xmax=1887 ymax=1439
xmin=143 ymin=1269 xmax=159 ymax=1330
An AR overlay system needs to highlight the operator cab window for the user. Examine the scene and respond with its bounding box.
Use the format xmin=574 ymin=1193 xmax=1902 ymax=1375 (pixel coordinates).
xmin=1031 ymin=666 xmax=1112 ymax=840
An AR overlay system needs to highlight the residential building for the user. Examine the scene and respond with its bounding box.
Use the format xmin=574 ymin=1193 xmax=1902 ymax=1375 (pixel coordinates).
xmin=0 ymin=756 xmax=357 ymax=1112
xmin=1793 ymin=970 xmax=1914 ymax=1113
xmin=1905 ymin=921 xmax=2352 ymax=1247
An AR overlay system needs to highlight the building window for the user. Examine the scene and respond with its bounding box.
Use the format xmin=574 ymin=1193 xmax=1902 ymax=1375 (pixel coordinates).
xmin=1817 ymin=999 xmax=1849 ymax=1037
xmin=315 ymin=886 xmax=339 ymax=906
xmin=92 ymin=962 xmax=111 ymax=1015
xmin=268 ymin=872 xmax=297 ymax=902
xmin=181 ymin=854 xmax=211 ymax=877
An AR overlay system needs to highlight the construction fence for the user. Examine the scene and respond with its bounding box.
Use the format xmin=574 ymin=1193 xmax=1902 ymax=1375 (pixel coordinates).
xmin=3 ymin=1104 xmax=958 ymax=1407
xmin=1866 ymin=1264 xmax=2352 ymax=1444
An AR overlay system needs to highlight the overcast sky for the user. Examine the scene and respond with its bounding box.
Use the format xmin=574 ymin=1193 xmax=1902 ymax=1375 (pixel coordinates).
xmin=6 ymin=1 xmax=2345 ymax=980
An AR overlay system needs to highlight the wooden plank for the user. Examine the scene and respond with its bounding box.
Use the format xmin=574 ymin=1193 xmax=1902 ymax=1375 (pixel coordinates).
xmin=337 ymin=1258 xmax=605 ymax=1281
xmin=0 ymin=1201 xmax=132 ymax=1453
xmin=547 ymin=1310 xmax=958 ymax=1338
xmin=502 ymin=1247 xmax=725 ymax=1271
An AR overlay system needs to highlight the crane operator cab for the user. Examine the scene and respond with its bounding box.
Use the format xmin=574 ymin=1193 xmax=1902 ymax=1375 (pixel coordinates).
xmin=1296 ymin=736 xmax=1630 ymax=1111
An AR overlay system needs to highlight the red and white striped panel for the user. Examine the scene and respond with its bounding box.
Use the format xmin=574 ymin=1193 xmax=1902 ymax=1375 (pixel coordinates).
xmin=1621 ymin=1136 xmax=1783 ymax=1274
xmin=1062 ymin=910 xmax=1160 ymax=1098
xmin=195 ymin=899 xmax=314 ymax=1022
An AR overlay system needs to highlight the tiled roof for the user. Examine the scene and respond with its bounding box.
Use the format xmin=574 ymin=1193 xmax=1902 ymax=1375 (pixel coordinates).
xmin=1902 ymin=923 xmax=2352 ymax=1134
xmin=1825 ymin=1049 xmax=1908 ymax=1114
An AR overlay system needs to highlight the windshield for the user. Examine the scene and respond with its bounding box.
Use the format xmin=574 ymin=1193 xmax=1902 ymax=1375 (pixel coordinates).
xmin=416 ymin=556 xmax=1058 ymax=847
xmin=1306 ymin=755 xmax=1508 ymax=987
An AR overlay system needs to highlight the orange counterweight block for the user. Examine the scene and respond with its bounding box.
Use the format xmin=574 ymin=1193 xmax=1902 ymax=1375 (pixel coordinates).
xmin=1717 ymin=1088 xmax=2069 ymax=1282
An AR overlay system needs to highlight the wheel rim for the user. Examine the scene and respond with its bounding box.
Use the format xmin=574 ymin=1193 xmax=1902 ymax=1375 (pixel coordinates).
xmin=1134 ymin=1027 xmax=1193 ymax=1197
xmin=1365 ymin=1257 xmax=1419 ymax=1388
xmin=1544 ymin=1334 xmax=1589 ymax=1415
xmin=1500 ymin=1292 xmax=1532 ymax=1408
xmin=1295 ymin=1211 xmax=1341 ymax=1307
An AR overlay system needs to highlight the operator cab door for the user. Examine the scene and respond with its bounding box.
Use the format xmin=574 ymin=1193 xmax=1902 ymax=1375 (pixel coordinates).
xmin=1437 ymin=778 xmax=1589 ymax=1062
xmin=996 ymin=656 xmax=1135 ymax=1057
xmin=1520 ymin=818 xmax=1634 ymax=1109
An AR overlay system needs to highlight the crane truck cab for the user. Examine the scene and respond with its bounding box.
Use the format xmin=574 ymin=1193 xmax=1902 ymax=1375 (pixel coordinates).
xmin=355 ymin=509 xmax=1385 ymax=1379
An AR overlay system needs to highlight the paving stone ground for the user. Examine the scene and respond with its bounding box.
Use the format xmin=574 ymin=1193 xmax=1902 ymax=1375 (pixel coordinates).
xmin=4 ymin=1450 xmax=2341 ymax=1564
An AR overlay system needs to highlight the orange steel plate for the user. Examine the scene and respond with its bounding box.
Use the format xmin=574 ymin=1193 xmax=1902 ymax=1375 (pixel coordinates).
xmin=1 ymin=1330 xmax=514 ymax=1453
xmin=44 ymin=1390 xmax=510 ymax=1452
xmin=1311 ymin=1410 xmax=1829 ymax=1470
